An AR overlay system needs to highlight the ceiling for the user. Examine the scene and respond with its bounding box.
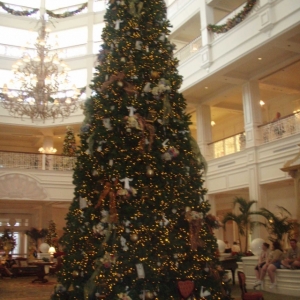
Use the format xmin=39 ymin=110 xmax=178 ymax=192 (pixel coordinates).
xmin=184 ymin=23 xmax=300 ymax=123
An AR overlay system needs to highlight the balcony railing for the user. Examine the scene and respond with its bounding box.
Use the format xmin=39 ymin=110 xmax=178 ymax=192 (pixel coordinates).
xmin=174 ymin=36 xmax=202 ymax=63
xmin=259 ymin=112 xmax=300 ymax=143
xmin=0 ymin=151 xmax=76 ymax=171
xmin=208 ymin=132 xmax=246 ymax=159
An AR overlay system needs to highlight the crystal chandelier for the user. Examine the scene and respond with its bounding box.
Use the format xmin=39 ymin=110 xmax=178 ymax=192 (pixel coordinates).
xmin=0 ymin=16 xmax=82 ymax=123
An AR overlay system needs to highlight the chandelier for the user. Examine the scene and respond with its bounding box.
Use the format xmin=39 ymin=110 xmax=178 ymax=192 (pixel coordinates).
xmin=0 ymin=17 xmax=82 ymax=123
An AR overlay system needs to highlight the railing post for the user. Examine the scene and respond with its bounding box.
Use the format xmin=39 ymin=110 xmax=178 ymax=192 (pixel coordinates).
xmin=42 ymin=154 xmax=46 ymax=170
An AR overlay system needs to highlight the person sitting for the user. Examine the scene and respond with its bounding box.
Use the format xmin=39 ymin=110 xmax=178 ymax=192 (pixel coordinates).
xmin=281 ymin=239 xmax=300 ymax=269
xmin=254 ymin=241 xmax=283 ymax=289
xmin=254 ymin=242 xmax=270 ymax=284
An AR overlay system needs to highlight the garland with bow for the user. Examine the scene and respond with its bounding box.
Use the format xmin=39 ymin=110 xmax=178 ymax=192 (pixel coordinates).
xmin=207 ymin=0 xmax=257 ymax=34
xmin=46 ymin=3 xmax=88 ymax=19
xmin=0 ymin=1 xmax=87 ymax=18
xmin=0 ymin=1 xmax=38 ymax=16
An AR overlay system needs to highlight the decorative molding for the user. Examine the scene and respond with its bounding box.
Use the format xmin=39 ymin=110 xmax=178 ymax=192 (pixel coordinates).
xmin=0 ymin=173 xmax=47 ymax=200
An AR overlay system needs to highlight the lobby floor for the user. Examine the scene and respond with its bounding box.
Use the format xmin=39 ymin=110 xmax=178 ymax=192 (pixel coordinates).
xmin=1 ymin=275 xmax=300 ymax=300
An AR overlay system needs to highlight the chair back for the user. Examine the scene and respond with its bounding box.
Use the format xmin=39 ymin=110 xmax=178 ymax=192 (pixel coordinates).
xmin=238 ymin=271 xmax=248 ymax=294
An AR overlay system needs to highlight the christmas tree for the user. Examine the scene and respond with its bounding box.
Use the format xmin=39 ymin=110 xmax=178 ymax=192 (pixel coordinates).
xmin=45 ymin=220 xmax=58 ymax=247
xmin=53 ymin=1 xmax=228 ymax=299
xmin=62 ymin=126 xmax=77 ymax=156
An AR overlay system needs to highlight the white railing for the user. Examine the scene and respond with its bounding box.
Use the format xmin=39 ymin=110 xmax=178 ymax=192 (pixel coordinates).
xmin=174 ymin=35 xmax=202 ymax=62
xmin=0 ymin=151 xmax=76 ymax=171
xmin=0 ymin=43 xmax=88 ymax=60
xmin=259 ymin=112 xmax=300 ymax=143
xmin=167 ymin=0 xmax=192 ymax=18
xmin=208 ymin=132 xmax=246 ymax=159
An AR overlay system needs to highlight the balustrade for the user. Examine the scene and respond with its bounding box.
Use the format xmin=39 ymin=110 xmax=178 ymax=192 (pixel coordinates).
xmin=259 ymin=112 xmax=300 ymax=143
xmin=208 ymin=132 xmax=246 ymax=159
xmin=0 ymin=151 xmax=76 ymax=171
xmin=174 ymin=36 xmax=202 ymax=62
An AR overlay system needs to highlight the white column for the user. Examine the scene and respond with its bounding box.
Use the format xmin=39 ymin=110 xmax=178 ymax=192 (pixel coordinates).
xmin=86 ymin=0 xmax=95 ymax=98
xmin=242 ymin=80 xmax=263 ymax=148
xmin=199 ymin=1 xmax=214 ymax=69
xmin=196 ymin=104 xmax=213 ymax=160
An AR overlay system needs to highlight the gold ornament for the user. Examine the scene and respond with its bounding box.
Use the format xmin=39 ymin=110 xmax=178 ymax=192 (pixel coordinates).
xmin=185 ymin=206 xmax=191 ymax=212
xmin=72 ymin=270 xmax=80 ymax=278
xmin=150 ymin=70 xmax=160 ymax=79
xmin=145 ymin=291 xmax=154 ymax=299
xmin=146 ymin=167 xmax=154 ymax=177
xmin=130 ymin=233 xmax=139 ymax=242
xmin=117 ymin=81 xmax=124 ymax=87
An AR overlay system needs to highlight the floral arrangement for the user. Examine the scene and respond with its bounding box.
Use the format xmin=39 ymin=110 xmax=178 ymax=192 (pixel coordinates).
xmin=0 ymin=229 xmax=16 ymax=251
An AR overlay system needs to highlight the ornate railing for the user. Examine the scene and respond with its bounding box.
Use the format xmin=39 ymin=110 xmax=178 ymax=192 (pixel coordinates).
xmin=167 ymin=0 xmax=191 ymax=18
xmin=174 ymin=35 xmax=202 ymax=62
xmin=208 ymin=132 xmax=246 ymax=159
xmin=0 ymin=151 xmax=76 ymax=171
xmin=259 ymin=112 xmax=300 ymax=143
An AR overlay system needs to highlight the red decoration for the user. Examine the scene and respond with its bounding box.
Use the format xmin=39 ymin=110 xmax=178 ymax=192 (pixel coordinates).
xmin=178 ymin=281 xmax=194 ymax=299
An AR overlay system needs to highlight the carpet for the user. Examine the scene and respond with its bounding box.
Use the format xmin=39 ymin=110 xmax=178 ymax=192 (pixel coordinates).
xmin=0 ymin=276 xmax=56 ymax=300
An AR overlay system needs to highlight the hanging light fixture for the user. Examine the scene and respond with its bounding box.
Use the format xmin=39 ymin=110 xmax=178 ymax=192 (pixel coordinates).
xmin=0 ymin=16 xmax=84 ymax=123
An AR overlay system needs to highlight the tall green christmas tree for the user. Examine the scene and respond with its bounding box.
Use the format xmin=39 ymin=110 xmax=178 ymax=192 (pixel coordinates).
xmin=45 ymin=220 xmax=58 ymax=247
xmin=62 ymin=126 xmax=77 ymax=156
xmin=53 ymin=1 xmax=228 ymax=299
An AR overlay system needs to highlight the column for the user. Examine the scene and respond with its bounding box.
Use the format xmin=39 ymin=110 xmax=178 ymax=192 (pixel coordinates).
xmin=196 ymin=104 xmax=213 ymax=160
xmin=242 ymin=80 xmax=263 ymax=148
xmin=199 ymin=1 xmax=214 ymax=69
xmin=86 ymin=0 xmax=95 ymax=99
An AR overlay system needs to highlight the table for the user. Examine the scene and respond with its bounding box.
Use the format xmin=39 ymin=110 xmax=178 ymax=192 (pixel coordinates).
xmin=219 ymin=257 xmax=238 ymax=285
xmin=28 ymin=261 xmax=54 ymax=283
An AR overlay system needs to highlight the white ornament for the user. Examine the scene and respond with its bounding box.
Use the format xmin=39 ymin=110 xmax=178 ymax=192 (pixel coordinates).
xmin=114 ymin=20 xmax=124 ymax=30
xmin=127 ymin=106 xmax=137 ymax=117
xmin=135 ymin=40 xmax=143 ymax=50
xmin=162 ymin=139 xmax=169 ymax=147
xmin=120 ymin=177 xmax=133 ymax=190
xmin=200 ymin=286 xmax=211 ymax=297
xmin=103 ymin=118 xmax=112 ymax=130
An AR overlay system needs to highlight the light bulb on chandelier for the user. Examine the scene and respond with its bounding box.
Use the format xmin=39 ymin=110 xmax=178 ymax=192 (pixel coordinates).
xmin=38 ymin=147 xmax=57 ymax=154
xmin=0 ymin=16 xmax=85 ymax=123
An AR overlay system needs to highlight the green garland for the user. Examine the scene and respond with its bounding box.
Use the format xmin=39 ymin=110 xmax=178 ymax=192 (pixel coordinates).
xmin=207 ymin=0 xmax=257 ymax=34
xmin=0 ymin=1 xmax=87 ymax=19
xmin=0 ymin=1 xmax=38 ymax=16
xmin=46 ymin=2 xmax=88 ymax=19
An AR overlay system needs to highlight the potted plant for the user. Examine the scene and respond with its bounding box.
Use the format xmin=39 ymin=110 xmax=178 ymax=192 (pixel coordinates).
xmin=255 ymin=206 xmax=299 ymax=244
xmin=0 ymin=229 xmax=17 ymax=258
xmin=222 ymin=197 xmax=264 ymax=254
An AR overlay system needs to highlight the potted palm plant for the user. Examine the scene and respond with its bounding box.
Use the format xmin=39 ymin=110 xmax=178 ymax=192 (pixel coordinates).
xmin=0 ymin=229 xmax=16 ymax=258
xmin=222 ymin=197 xmax=264 ymax=254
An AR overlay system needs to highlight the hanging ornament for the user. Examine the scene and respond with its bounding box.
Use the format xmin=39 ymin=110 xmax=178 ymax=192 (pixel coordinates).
xmin=200 ymin=286 xmax=211 ymax=298
xmin=146 ymin=166 xmax=154 ymax=177
xmin=72 ymin=270 xmax=80 ymax=278
xmin=150 ymin=70 xmax=160 ymax=79
xmin=145 ymin=291 xmax=154 ymax=299
xmin=130 ymin=233 xmax=138 ymax=242
xmin=92 ymin=170 xmax=99 ymax=176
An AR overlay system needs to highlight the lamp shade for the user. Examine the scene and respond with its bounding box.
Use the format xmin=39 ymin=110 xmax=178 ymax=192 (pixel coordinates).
xmin=48 ymin=246 xmax=56 ymax=255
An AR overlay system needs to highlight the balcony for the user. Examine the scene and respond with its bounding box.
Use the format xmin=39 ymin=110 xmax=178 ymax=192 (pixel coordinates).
xmin=207 ymin=112 xmax=300 ymax=159
xmin=0 ymin=151 xmax=76 ymax=171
